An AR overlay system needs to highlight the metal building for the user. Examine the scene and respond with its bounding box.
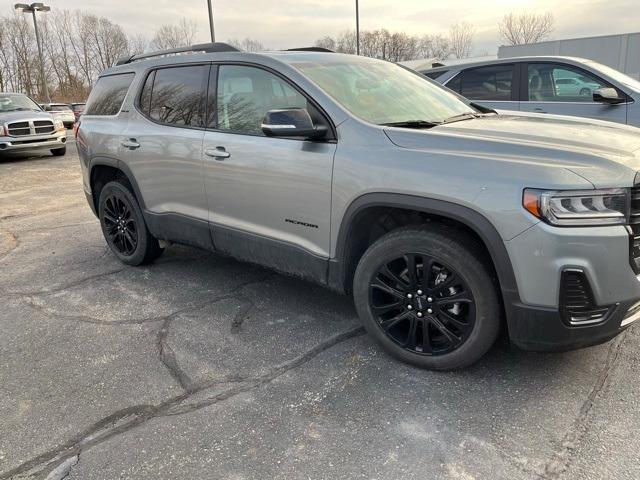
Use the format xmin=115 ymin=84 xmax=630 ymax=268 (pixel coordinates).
xmin=498 ymin=32 xmax=640 ymax=80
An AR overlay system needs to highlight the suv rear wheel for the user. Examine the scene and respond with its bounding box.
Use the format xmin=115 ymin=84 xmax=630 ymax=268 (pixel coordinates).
xmin=98 ymin=180 xmax=163 ymax=265
xmin=353 ymin=225 xmax=500 ymax=370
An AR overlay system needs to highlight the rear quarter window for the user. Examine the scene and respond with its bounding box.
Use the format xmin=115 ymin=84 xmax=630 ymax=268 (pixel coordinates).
xmin=84 ymin=73 xmax=135 ymax=116
xmin=423 ymin=70 xmax=448 ymax=80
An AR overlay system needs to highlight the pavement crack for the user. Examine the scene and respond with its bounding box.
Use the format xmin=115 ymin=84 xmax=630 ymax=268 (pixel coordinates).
xmin=539 ymin=332 xmax=628 ymax=479
xmin=0 ymin=325 xmax=365 ymax=480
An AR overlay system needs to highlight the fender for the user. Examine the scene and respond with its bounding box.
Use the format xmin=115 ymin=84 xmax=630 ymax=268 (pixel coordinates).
xmin=329 ymin=193 xmax=521 ymax=313
xmin=88 ymin=156 xmax=147 ymax=212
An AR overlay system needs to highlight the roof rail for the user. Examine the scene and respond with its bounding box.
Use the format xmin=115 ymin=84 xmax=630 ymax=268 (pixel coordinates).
xmin=114 ymin=42 xmax=240 ymax=66
xmin=285 ymin=47 xmax=334 ymax=53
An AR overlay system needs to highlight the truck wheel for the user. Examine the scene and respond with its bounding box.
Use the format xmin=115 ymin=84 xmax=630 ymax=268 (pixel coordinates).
xmin=353 ymin=225 xmax=500 ymax=370
xmin=98 ymin=180 xmax=163 ymax=265
xmin=51 ymin=147 xmax=66 ymax=156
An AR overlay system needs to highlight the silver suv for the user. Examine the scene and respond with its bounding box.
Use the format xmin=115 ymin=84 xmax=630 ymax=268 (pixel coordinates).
xmin=0 ymin=92 xmax=67 ymax=156
xmin=77 ymin=44 xmax=640 ymax=370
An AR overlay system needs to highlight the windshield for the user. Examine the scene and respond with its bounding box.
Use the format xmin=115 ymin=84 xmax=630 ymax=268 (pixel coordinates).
xmin=0 ymin=94 xmax=41 ymax=112
xmin=584 ymin=60 xmax=640 ymax=92
xmin=291 ymin=57 xmax=475 ymax=125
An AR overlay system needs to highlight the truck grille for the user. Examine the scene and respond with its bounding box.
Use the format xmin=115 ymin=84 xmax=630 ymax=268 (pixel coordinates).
xmin=630 ymin=185 xmax=640 ymax=273
xmin=6 ymin=119 xmax=55 ymax=136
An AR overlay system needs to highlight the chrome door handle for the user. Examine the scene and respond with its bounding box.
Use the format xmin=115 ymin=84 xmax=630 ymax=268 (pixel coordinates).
xmin=533 ymin=108 xmax=546 ymax=113
xmin=205 ymin=147 xmax=231 ymax=160
xmin=121 ymin=139 xmax=140 ymax=149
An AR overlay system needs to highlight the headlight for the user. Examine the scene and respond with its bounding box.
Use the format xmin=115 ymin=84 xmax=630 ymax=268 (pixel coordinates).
xmin=523 ymin=188 xmax=628 ymax=226
xmin=53 ymin=119 xmax=64 ymax=130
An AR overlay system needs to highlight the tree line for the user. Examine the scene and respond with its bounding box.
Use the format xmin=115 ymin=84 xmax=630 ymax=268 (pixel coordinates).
xmin=0 ymin=6 xmax=553 ymax=103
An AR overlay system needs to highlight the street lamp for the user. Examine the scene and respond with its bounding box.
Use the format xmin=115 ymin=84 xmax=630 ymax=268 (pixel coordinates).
xmin=14 ymin=3 xmax=51 ymax=104
xmin=206 ymin=0 xmax=215 ymax=42
xmin=355 ymin=0 xmax=360 ymax=55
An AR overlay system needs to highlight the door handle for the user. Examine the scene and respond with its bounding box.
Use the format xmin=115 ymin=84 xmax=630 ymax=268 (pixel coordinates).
xmin=121 ymin=138 xmax=140 ymax=149
xmin=205 ymin=147 xmax=231 ymax=160
xmin=533 ymin=108 xmax=547 ymax=113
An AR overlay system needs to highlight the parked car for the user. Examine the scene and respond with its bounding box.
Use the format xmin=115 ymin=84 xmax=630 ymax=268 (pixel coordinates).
xmin=78 ymin=45 xmax=640 ymax=370
xmin=0 ymin=92 xmax=67 ymax=156
xmin=422 ymin=56 xmax=640 ymax=127
xmin=70 ymin=102 xmax=85 ymax=122
xmin=41 ymin=103 xmax=76 ymax=128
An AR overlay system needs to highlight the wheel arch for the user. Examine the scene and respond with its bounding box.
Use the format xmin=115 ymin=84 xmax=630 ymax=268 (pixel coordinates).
xmin=88 ymin=157 xmax=146 ymax=214
xmin=329 ymin=193 xmax=520 ymax=308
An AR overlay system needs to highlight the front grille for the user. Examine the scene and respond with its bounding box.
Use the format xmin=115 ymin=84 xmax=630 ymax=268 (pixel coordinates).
xmin=5 ymin=119 xmax=55 ymax=137
xmin=7 ymin=121 xmax=30 ymax=136
xmin=630 ymin=185 xmax=640 ymax=273
xmin=560 ymin=270 xmax=611 ymax=326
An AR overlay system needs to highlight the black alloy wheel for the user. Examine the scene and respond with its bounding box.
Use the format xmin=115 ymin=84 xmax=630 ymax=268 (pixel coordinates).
xmin=102 ymin=193 xmax=138 ymax=256
xmin=369 ymin=253 xmax=476 ymax=356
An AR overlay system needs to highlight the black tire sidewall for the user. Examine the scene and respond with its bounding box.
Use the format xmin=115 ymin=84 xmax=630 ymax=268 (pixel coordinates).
xmin=353 ymin=226 xmax=500 ymax=370
xmin=98 ymin=181 xmax=151 ymax=266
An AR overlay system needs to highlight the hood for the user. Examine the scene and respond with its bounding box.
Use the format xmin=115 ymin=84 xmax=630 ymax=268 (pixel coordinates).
xmin=0 ymin=110 xmax=54 ymax=123
xmin=384 ymin=113 xmax=640 ymax=188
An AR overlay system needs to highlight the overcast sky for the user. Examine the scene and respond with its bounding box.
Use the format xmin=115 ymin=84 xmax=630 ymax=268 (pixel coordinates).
xmin=28 ymin=0 xmax=640 ymax=55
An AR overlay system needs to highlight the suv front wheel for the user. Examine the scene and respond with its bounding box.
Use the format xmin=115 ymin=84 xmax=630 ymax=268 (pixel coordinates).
xmin=98 ymin=180 xmax=163 ymax=265
xmin=353 ymin=225 xmax=500 ymax=370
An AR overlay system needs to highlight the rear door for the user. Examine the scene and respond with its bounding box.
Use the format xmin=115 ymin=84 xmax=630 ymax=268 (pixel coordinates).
xmin=202 ymin=64 xmax=336 ymax=281
xmin=445 ymin=64 xmax=520 ymax=112
xmin=520 ymin=62 xmax=627 ymax=124
xmin=122 ymin=63 xmax=212 ymax=247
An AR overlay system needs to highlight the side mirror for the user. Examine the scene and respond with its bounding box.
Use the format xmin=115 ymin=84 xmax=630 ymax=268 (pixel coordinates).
xmin=261 ymin=109 xmax=327 ymax=139
xmin=593 ymin=87 xmax=625 ymax=105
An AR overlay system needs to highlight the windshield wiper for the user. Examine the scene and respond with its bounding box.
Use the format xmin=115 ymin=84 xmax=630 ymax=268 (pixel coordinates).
xmin=442 ymin=112 xmax=481 ymax=124
xmin=381 ymin=119 xmax=440 ymax=129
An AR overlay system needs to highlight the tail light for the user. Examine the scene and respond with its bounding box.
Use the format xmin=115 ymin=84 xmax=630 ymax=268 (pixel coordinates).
xmin=73 ymin=121 xmax=80 ymax=139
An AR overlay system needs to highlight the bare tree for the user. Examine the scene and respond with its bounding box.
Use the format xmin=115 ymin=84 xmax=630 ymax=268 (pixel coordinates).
xmin=128 ymin=33 xmax=149 ymax=55
xmin=449 ymin=22 xmax=475 ymax=59
xmin=499 ymin=12 xmax=554 ymax=45
xmin=418 ymin=34 xmax=451 ymax=59
xmin=227 ymin=38 xmax=265 ymax=52
xmin=151 ymin=18 xmax=197 ymax=50
xmin=314 ymin=36 xmax=336 ymax=51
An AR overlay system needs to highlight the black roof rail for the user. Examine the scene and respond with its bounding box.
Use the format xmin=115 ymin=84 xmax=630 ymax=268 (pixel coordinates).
xmin=285 ymin=47 xmax=334 ymax=53
xmin=114 ymin=42 xmax=240 ymax=66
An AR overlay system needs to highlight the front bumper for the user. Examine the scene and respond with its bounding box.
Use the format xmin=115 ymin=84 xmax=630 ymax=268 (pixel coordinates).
xmin=0 ymin=133 xmax=67 ymax=152
xmin=504 ymin=221 xmax=640 ymax=351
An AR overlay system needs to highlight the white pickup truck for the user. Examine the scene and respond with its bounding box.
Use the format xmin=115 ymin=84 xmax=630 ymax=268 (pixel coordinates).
xmin=0 ymin=92 xmax=67 ymax=156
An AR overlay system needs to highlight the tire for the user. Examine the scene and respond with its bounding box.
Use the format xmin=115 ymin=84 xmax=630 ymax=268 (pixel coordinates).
xmin=98 ymin=180 xmax=163 ymax=265
xmin=51 ymin=146 xmax=66 ymax=156
xmin=353 ymin=225 xmax=500 ymax=370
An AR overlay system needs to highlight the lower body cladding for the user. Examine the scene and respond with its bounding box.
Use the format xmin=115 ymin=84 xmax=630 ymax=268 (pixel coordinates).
xmin=0 ymin=133 xmax=67 ymax=152
xmin=504 ymin=222 xmax=640 ymax=350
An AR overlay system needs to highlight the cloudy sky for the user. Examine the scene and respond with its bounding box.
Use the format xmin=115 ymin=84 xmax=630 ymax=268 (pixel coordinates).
xmin=23 ymin=0 xmax=640 ymax=55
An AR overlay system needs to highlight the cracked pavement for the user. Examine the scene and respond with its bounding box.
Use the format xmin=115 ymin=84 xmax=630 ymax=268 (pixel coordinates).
xmin=1 ymin=143 xmax=639 ymax=479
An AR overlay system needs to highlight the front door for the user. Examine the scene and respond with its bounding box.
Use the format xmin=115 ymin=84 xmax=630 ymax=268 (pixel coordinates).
xmin=520 ymin=62 xmax=627 ymax=125
xmin=203 ymin=64 xmax=336 ymax=282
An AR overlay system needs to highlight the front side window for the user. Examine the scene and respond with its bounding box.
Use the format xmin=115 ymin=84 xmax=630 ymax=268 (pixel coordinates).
xmin=85 ymin=73 xmax=135 ymax=116
xmin=292 ymin=57 xmax=474 ymax=125
xmin=449 ymin=65 xmax=514 ymax=101
xmin=216 ymin=65 xmax=308 ymax=135
xmin=139 ymin=65 xmax=209 ymax=128
xmin=528 ymin=63 xmax=610 ymax=102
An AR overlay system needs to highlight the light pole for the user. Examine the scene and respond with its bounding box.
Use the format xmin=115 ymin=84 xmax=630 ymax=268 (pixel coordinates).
xmin=355 ymin=0 xmax=360 ymax=55
xmin=15 ymin=3 xmax=51 ymax=104
xmin=206 ymin=0 xmax=215 ymax=42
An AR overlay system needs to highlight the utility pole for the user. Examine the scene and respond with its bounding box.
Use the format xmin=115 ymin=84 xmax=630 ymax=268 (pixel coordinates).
xmin=206 ymin=0 xmax=215 ymax=42
xmin=355 ymin=0 xmax=360 ymax=55
xmin=14 ymin=3 xmax=51 ymax=104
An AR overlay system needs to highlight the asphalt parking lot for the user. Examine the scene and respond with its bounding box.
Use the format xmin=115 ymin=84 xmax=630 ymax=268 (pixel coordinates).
xmin=1 ymin=137 xmax=640 ymax=480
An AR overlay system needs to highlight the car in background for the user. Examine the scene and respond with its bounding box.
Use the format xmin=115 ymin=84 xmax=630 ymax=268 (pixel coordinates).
xmin=41 ymin=103 xmax=76 ymax=128
xmin=421 ymin=56 xmax=640 ymax=127
xmin=70 ymin=102 xmax=85 ymax=122
xmin=0 ymin=92 xmax=67 ymax=156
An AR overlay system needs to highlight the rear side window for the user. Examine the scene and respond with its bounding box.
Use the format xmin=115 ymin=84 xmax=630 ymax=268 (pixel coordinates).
xmin=447 ymin=65 xmax=514 ymax=101
xmin=85 ymin=73 xmax=134 ymax=116
xmin=423 ymin=70 xmax=447 ymax=80
xmin=138 ymin=65 xmax=209 ymax=128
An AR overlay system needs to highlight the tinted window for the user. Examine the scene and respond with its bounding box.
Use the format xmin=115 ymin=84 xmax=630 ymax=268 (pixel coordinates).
xmin=140 ymin=65 xmax=208 ymax=128
xmin=85 ymin=73 xmax=134 ymax=116
xmin=423 ymin=70 xmax=447 ymax=80
xmin=455 ymin=65 xmax=514 ymax=101
xmin=216 ymin=65 xmax=308 ymax=135
xmin=528 ymin=63 xmax=610 ymax=103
